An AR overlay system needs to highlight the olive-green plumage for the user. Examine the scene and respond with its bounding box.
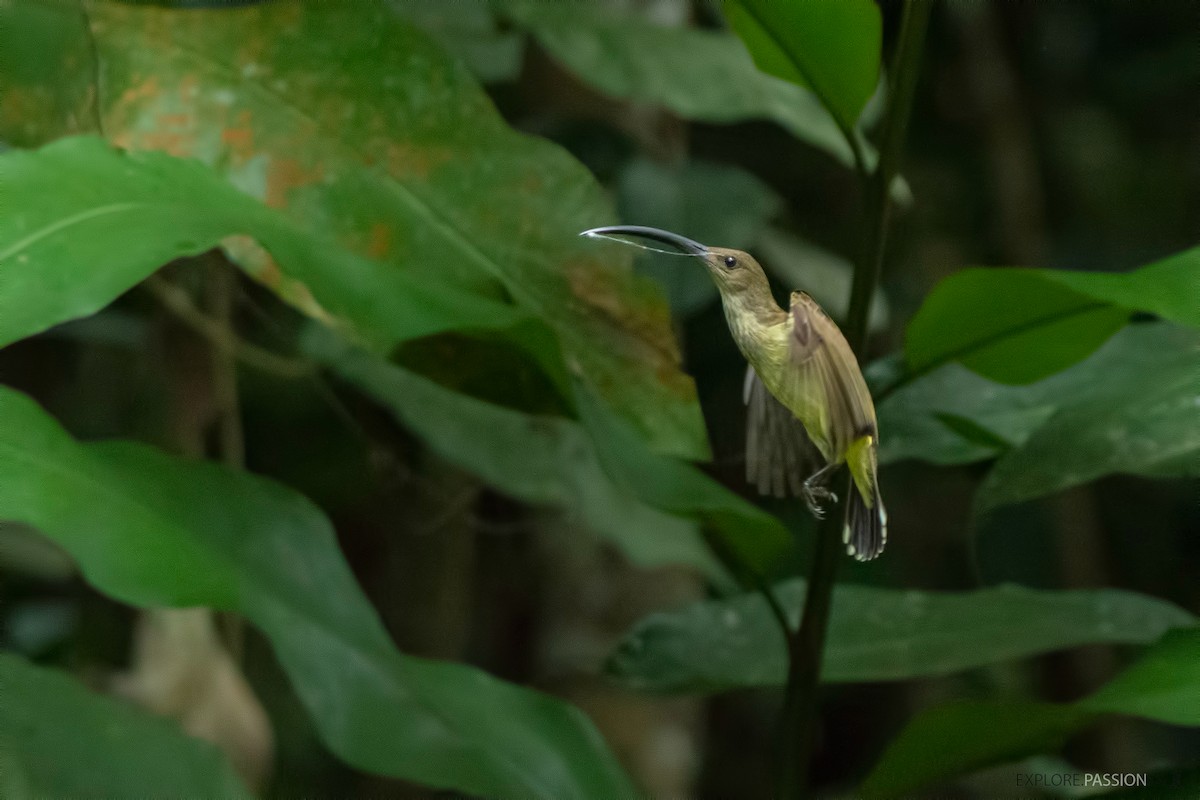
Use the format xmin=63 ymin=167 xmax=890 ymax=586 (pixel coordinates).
xmin=582 ymin=226 xmax=887 ymax=561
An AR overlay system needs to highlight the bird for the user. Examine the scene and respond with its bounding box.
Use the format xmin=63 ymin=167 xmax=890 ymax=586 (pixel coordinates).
xmin=581 ymin=225 xmax=887 ymax=561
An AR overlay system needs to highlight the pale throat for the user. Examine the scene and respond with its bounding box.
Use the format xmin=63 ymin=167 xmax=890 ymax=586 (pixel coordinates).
xmin=719 ymin=284 xmax=789 ymax=369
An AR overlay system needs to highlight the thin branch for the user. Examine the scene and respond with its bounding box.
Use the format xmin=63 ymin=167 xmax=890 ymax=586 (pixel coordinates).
xmin=145 ymin=274 xmax=316 ymax=380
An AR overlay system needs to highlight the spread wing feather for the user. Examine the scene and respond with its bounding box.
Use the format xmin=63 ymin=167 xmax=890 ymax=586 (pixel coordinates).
xmin=743 ymin=366 xmax=820 ymax=497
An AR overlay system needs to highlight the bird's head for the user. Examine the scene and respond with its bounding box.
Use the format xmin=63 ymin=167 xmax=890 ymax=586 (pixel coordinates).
xmin=580 ymin=225 xmax=770 ymax=299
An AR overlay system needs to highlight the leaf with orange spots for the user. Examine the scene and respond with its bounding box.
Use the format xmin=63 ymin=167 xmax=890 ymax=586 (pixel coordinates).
xmin=0 ymin=136 xmax=529 ymax=354
xmin=78 ymin=1 xmax=707 ymax=459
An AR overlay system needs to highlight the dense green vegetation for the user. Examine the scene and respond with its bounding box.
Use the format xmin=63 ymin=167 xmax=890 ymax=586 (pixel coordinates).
xmin=1 ymin=1 xmax=1196 ymax=797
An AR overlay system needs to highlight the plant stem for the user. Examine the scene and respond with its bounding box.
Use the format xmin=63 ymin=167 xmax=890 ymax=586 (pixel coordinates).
xmin=779 ymin=2 xmax=932 ymax=796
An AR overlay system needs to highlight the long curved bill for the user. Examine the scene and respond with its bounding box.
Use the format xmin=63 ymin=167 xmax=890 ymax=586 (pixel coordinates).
xmin=580 ymin=225 xmax=709 ymax=256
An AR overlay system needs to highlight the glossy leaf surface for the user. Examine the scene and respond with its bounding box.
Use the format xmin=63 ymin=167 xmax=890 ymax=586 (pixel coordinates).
xmin=726 ymin=0 xmax=882 ymax=130
xmin=608 ymin=581 xmax=1194 ymax=691
xmin=0 ymin=137 xmax=525 ymax=352
xmin=4 ymin=0 xmax=706 ymax=458
xmin=0 ymin=387 xmax=634 ymax=799
xmin=303 ymin=325 xmax=731 ymax=580
xmin=0 ymin=653 xmax=252 ymax=800
xmin=861 ymin=628 xmax=1200 ymax=798
xmin=502 ymin=0 xmax=856 ymax=167
xmin=904 ymin=248 xmax=1200 ymax=385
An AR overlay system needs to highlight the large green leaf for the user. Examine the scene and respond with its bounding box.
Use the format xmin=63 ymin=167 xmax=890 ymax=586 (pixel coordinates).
xmin=501 ymin=0 xmax=855 ymax=168
xmin=0 ymin=136 xmax=531 ymax=353
xmin=305 ymin=324 xmax=788 ymax=576
xmin=574 ymin=382 xmax=790 ymax=575
xmin=877 ymin=322 xmax=1198 ymax=470
xmin=607 ymin=581 xmax=1194 ymax=692
xmin=0 ymin=653 xmax=252 ymax=799
xmin=978 ymin=328 xmax=1200 ymax=512
xmin=0 ymin=387 xmax=634 ymax=799
xmin=302 ymin=325 xmax=731 ymax=581
xmin=71 ymin=0 xmax=705 ymax=458
xmin=726 ymin=0 xmax=882 ymax=131
xmin=861 ymin=628 xmax=1200 ymax=798
xmin=0 ymin=0 xmax=97 ymax=147
xmin=904 ymin=247 xmax=1200 ymax=385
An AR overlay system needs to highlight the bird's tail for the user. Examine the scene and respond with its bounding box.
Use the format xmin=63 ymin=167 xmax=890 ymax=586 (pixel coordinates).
xmin=843 ymin=435 xmax=887 ymax=561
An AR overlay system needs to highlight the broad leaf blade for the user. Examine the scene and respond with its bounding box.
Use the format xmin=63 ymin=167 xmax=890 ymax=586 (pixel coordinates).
xmin=0 ymin=0 xmax=97 ymax=147
xmin=860 ymin=702 xmax=1091 ymax=799
xmin=0 ymin=653 xmax=252 ymax=800
xmin=303 ymin=325 xmax=730 ymax=581
xmin=83 ymin=1 xmax=706 ymax=458
xmin=575 ymin=385 xmax=791 ymax=575
xmin=607 ymin=581 xmax=1195 ymax=691
xmin=879 ymin=322 xmax=1199 ymax=472
xmin=726 ymin=0 xmax=882 ymax=130
xmin=1081 ymin=628 xmax=1200 ymax=725
xmin=502 ymin=0 xmax=856 ymax=167
xmin=0 ymin=137 xmax=530 ymax=353
xmin=861 ymin=628 xmax=1200 ymax=798
xmin=0 ymin=387 xmax=634 ymax=799
xmin=904 ymin=248 xmax=1200 ymax=385
xmin=977 ymin=325 xmax=1200 ymax=512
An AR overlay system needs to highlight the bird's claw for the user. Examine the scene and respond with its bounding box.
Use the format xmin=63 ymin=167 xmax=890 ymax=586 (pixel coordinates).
xmin=802 ymin=485 xmax=837 ymax=519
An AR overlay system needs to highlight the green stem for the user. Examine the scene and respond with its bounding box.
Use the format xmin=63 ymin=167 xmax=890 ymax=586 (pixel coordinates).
xmin=778 ymin=2 xmax=933 ymax=796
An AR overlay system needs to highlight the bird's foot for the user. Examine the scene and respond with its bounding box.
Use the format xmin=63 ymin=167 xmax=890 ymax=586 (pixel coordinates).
xmin=802 ymin=485 xmax=837 ymax=519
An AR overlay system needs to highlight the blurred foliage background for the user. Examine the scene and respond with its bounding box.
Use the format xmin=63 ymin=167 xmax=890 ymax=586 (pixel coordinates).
xmin=0 ymin=1 xmax=1197 ymax=798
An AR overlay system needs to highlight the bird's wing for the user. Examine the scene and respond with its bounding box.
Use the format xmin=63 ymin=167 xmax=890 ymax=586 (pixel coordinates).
xmin=743 ymin=365 xmax=824 ymax=498
xmin=784 ymin=292 xmax=877 ymax=459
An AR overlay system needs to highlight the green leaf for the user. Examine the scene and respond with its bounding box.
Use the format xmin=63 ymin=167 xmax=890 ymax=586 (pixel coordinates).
xmin=0 ymin=387 xmax=634 ymax=799
xmin=932 ymin=412 xmax=1013 ymax=453
xmin=575 ymin=384 xmax=791 ymax=575
xmin=976 ymin=325 xmax=1200 ymax=512
xmin=616 ymin=157 xmax=782 ymax=315
xmin=904 ymin=247 xmax=1200 ymax=385
xmin=0 ymin=0 xmax=98 ymax=147
xmin=393 ymin=0 xmax=523 ymax=83
xmin=1081 ymin=626 xmax=1200 ymax=725
xmin=861 ymin=701 xmax=1093 ymax=799
xmin=726 ymin=0 xmax=882 ymax=131
xmin=302 ymin=324 xmax=730 ymax=581
xmin=878 ymin=322 xmax=1198 ymax=470
xmin=0 ymin=653 xmax=252 ymax=799
xmin=607 ymin=581 xmax=1194 ymax=692
xmin=860 ymin=628 xmax=1200 ymax=798
xmin=4 ymin=1 xmax=706 ymax=459
xmin=501 ymin=0 xmax=857 ymax=168
xmin=0 ymin=136 xmax=532 ymax=355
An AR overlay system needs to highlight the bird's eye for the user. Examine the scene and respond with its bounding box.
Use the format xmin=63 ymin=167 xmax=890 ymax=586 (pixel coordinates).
xmin=723 ymin=255 xmax=738 ymax=269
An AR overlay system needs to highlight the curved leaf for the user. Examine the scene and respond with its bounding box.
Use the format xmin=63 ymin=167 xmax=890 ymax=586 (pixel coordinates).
xmin=0 ymin=387 xmax=634 ymax=799
xmin=0 ymin=653 xmax=252 ymax=799
xmin=861 ymin=628 xmax=1200 ymax=798
xmin=302 ymin=325 xmax=731 ymax=581
xmin=81 ymin=1 xmax=705 ymax=458
xmin=978 ymin=326 xmax=1200 ymax=512
xmin=607 ymin=581 xmax=1195 ymax=692
xmin=726 ymin=0 xmax=882 ymax=131
xmin=502 ymin=0 xmax=855 ymax=167
xmin=878 ymin=322 xmax=1197 ymax=470
xmin=0 ymin=0 xmax=97 ymax=147
xmin=904 ymin=247 xmax=1200 ymax=385
xmin=0 ymin=136 xmax=530 ymax=354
